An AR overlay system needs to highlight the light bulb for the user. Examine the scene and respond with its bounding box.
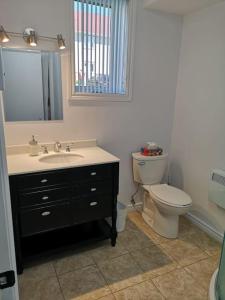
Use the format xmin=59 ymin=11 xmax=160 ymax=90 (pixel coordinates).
xmin=0 ymin=26 xmax=10 ymax=43
xmin=57 ymin=34 xmax=66 ymax=50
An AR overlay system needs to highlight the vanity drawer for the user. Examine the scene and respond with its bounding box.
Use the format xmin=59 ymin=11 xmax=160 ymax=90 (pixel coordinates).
xmin=19 ymin=187 xmax=70 ymax=208
xmin=71 ymin=195 xmax=112 ymax=224
xmin=71 ymin=164 xmax=112 ymax=182
xmin=17 ymin=171 xmax=69 ymax=190
xmin=20 ymin=201 xmax=71 ymax=237
xmin=74 ymin=180 xmax=112 ymax=197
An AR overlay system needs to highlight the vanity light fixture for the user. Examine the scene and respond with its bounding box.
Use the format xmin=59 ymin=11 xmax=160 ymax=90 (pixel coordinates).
xmin=23 ymin=28 xmax=37 ymax=47
xmin=0 ymin=26 xmax=10 ymax=43
xmin=57 ymin=34 xmax=66 ymax=50
xmin=0 ymin=25 xmax=66 ymax=50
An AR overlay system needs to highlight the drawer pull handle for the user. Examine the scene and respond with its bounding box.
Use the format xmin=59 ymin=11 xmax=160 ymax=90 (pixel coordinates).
xmin=91 ymin=188 xmax=97 ymax=192
xmin=90 ymin=201 xmax=98 ymax=207
xmin=138 ymin=161 xmax=145 ymax=166
xmin=42 ymin=196 xmax=49 ymax=200
xmin=41 ymin=179 xmax=48 ymax=183
xmin=91 ymin=172 xmax=97 ymax=176
xmin=41 ymin=211 xmax=51 ymax=217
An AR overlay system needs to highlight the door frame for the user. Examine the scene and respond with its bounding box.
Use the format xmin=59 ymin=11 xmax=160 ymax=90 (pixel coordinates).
xmin=0 ymin=92 xmax=19 ymax=299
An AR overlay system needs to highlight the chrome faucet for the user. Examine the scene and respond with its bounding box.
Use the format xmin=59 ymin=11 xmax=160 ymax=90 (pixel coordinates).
xmin=54 ymin=141 xmax=62 ymax=153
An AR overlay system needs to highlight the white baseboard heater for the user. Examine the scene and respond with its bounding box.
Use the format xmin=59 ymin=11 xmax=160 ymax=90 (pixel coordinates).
xmin=209 ymin=169 xmax=225 ymax=210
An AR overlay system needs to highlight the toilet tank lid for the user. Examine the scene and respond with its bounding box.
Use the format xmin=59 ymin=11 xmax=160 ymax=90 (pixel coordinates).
xmin=132 ymin=152 xmax=168 ymax=161
xmin=148 ymin=184 xmax=192 ymax=207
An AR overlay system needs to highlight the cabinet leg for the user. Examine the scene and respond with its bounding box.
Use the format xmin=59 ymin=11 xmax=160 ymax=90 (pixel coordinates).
xmin=111 ymin=236 xmax=117 ymax=247
xmin=111 ymin=197 xmax=117 ymax=247
xmin=17 ymin=263 xmax=23 ymax=275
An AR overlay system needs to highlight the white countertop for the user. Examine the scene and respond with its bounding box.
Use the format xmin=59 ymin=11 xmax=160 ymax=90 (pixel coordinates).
xmin=7 ymin=146 xmax=120 ymax=176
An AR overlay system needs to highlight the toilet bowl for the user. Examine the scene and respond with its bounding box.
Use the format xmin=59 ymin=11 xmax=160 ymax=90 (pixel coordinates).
xmin=132 ymin=152 xmax=192 ymax=239
xmin=143 ymin=184 xmax=192 ymax=238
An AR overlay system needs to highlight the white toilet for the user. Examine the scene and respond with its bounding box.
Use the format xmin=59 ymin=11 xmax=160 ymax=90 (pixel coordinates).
xmin=132 ymin=152 xmax=192 ymax=238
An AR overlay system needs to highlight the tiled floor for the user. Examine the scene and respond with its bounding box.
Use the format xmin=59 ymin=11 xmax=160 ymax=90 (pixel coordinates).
xmin=18 ymin=211 xmax=222 ymax=300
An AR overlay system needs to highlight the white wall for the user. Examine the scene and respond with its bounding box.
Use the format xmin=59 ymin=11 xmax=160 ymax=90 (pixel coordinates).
xmin=0 ymin=0 xmax=182 ymax=205
xmin=170 ymin=1 xmax=225 ymax=233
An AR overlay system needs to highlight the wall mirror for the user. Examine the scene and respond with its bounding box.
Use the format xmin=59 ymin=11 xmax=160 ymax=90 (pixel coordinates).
xmin=1 ymin=48 xmax=63 ymax=122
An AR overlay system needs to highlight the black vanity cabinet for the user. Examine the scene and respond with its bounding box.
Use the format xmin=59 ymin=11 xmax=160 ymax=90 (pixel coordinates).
xmin=9 ymin=162 xmax=119 ymax=274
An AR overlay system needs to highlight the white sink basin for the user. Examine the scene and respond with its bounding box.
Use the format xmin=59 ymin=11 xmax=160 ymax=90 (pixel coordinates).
xmin=39 ymin=153 xmax=84 ymax=164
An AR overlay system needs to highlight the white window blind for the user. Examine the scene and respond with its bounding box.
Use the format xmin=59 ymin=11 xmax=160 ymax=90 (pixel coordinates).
xmin=74 ymin=0 xmax=129 ymax=95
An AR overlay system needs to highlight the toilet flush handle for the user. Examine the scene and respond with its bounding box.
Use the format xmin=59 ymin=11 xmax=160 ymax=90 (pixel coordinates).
xmin=138 ymin=161 xmax=145 ymax=166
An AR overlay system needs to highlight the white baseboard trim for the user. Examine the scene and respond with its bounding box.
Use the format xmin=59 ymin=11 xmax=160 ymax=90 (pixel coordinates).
xmin=186 ymin=212 xmax=224 ymax=243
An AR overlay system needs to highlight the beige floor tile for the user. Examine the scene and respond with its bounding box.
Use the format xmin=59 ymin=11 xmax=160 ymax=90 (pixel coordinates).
xmin=113 ymin=280 xmax=165 ymax=300
xmin=125 ymin=219 xmax=140 ymax=231
xmin=19 ymin=276 xmax=63 ymax=300
xmin=152 ymin=268 xmax=207 ymax=300
xmin=180 ymin=227 xmax=222 ymax=257
xmin=18 ymin=212 xmax=219 ymax=300
xmin=127 ymin=211 xmax=142 ymax=221
xmin=97 ymin=253 xmax=144 ymax=292
xmin=179 ymin=216 xmax=197 ymax=236
xmin=98 ymin=294 xmax=116 ymax=300
xmin=89 ymin=240 xmax=128 ymax=264
xmin=118 ymin=227 xmax=156 ymax=252
xmin=130 ymin=245 xmax=177 ymax=279
xmin=18 ymin=261 xmax=56 ymax=285
xmin=59 ymin=265 xmax=111 ymax=300
xmin=127 ymin=211 xmax=169 ymax=245
xmin=53 ymin=251 xmax=95 ymax=275
xmin=160 ymin=239 xmax=208 ymax=267
xmin=185 ymin=255 xmax=219 ymax=290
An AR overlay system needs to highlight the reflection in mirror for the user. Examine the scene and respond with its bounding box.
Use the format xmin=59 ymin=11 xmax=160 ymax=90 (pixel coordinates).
xmin=2 ymin=48 xmax=63 ymax=122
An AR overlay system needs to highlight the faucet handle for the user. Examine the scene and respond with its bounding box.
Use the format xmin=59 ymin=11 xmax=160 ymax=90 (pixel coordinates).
xmin=41 ymin=145 xmax=48 ymax=154
xmin=65 ymin=142 xmax=75 ymax=152
xmin=66 ymin=145 xmax=71 ymax=152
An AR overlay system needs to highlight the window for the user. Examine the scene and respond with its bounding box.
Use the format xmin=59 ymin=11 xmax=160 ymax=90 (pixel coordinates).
xmin=72 ymin=0 xmax=134 ymax=99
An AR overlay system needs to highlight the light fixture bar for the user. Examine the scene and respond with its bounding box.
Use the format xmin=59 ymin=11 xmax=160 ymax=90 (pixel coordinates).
xmin=5 ymin=31 xmax=57 ymax=41
xmin=0 ymin=25 xmax=66 ymax=49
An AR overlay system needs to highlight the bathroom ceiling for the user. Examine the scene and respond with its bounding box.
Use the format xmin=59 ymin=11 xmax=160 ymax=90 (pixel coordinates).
xmin=143 ymin=0 xmax=224 ymax=15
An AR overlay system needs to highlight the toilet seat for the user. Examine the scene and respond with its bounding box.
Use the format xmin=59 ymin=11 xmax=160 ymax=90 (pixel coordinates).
xmin=143 ymin=184 xmax=192 ymax=208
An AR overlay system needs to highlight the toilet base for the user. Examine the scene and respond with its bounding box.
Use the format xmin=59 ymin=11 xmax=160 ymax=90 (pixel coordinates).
xmin=141 ymin=186 xmax=191 ymax=239
xmin=142 ymin=209 xmax=179 ymax=239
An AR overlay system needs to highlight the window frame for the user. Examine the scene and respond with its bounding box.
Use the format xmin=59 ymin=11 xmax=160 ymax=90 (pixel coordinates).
xmin=69 ymin=0 xmax=136 ymax=102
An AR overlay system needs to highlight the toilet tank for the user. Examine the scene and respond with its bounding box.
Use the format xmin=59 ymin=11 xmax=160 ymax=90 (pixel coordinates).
xmin=132 ymin=152 xmax=168 ymax=185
